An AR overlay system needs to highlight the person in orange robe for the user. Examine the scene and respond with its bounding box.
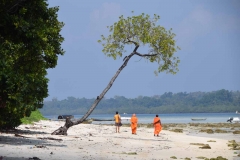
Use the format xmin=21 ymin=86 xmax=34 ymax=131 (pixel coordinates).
xmin=130 ymin=114 xmax=138 ymax=134
xmin=153 ymin=114 xmax=162 ymax=136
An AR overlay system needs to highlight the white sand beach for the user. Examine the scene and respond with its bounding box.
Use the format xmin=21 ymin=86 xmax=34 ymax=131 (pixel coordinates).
xmin=0 ymin=120 xmax=240 ymax=160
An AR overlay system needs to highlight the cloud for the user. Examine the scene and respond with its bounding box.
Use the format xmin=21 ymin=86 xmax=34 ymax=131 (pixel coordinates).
xmin=176 ymin=5 xmax=240 ymax=51
xmin=176 ymin=6 xmax=213 ymax=50
xmin=87 ymin=2 xmax=123 ymax=37
xmin=91 ymin=2 xmax=121 ymax=20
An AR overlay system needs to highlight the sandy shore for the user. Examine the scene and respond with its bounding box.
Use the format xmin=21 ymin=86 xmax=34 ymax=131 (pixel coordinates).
xmin=0 ymin=120 xmax=240 ymax=160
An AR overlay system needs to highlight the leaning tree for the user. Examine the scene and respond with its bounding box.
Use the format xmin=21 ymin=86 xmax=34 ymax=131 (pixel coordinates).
xmin=52 ymin=13 xmax=180 ymax=135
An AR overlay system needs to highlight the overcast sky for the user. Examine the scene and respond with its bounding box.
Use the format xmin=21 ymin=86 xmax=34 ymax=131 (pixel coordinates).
xmin=45 ymin=0 xmax=240 ymax=100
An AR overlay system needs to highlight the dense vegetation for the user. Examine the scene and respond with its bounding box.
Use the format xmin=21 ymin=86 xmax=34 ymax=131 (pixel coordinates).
xmin=41 ymin=89 xmax=240 ymax=115
xmin=0 ymin=0 xmax=64 ymax=129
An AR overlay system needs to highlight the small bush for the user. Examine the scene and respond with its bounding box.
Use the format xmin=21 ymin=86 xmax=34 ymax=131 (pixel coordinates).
xmin=199 ymin=144 xmax=211 ymax=149
xmin=21 ymin=110 xmax=47 ymax=124
xmin=170 ymin=156 xmax=177 ymax=159
xmin=170 ymin=128 xmax=183 ymax=133
xmin=233 ymin=130 xmax=240 ymax=134
xmin=199 ymin=129 xmax=214 ymax=134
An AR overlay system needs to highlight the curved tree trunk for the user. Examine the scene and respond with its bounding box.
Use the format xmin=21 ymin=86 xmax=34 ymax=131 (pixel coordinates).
xmin=51 ymin=49 xmax=138 ymax=135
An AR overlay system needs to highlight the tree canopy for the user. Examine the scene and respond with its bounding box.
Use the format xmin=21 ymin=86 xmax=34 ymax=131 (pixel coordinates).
xmin=0 ymin=0 xmax=64 ymax=129
xmin=98 ymin=13 xmax=180 ymax=74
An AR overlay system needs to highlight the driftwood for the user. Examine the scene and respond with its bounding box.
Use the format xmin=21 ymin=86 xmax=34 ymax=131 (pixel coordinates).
xmin=15 ymin=134 xmax=28 ymax=138
xmin=51 ymin=117 xmax=74 ymax=135
xmin=28 ymin=157 xmax=41 ymax=160
xmin=37 ymin=137 xmax=62 ymax=142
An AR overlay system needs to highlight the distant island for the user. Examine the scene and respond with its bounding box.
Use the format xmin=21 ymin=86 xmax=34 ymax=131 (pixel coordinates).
xmin=40 ymin=89 xmax=240 ymax=115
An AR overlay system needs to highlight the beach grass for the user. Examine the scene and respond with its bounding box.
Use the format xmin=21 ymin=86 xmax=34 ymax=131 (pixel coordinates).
xmin=21 ymin=110 xmax=47 ymax=124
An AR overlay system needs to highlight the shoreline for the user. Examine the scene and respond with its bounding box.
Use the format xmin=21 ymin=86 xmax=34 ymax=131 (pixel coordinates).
xmin=0 ymin=120 xmax=240 ymax=160
xmin=44 ymin=112 xmax=240 ymax=124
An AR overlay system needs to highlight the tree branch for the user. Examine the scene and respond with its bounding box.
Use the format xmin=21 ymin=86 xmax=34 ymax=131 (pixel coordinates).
xmin=126 ymin=38 xmax=138 ymax=46
xmin=123 ymin=44 xmax=139 ymax=61
xmin=135 ymin=52 xmax=157 ymax=57
xmin=133 ymin=45 xmax=139 ymax=52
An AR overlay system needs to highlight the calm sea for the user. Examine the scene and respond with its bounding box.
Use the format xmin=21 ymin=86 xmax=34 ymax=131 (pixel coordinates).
xmin=44 ymin=112 xmax=239 ymax=124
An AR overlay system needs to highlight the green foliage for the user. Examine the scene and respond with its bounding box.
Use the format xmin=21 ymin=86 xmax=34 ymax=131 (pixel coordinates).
xmin=0 ymin=0 xmax=64 ymax=129
xmin=41 ymin=90 xmax=240 ymax=115
xmin=98 ymin=13 xmax=180 ymax=75
xmin=21 ymin=110 xmax=47 ymax=124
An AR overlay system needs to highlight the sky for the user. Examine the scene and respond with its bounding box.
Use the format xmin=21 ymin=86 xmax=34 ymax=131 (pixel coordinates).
xmin=45 ymin=0 xmax=240 ymax=100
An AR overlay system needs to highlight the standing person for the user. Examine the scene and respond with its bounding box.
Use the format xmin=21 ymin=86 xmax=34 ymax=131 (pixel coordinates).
xmin=130 ymin=114 xmax=138 ymax=135
xmin=153 ymin=114 xmax=162 ymax=136
xmin=114 ymin=111 xmax=121 ymax=133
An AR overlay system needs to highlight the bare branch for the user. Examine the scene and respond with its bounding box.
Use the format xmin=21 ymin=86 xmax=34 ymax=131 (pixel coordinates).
xmin=133 ymin=45 xmax=139 ymax=52
xmin=135 ymin=52 xmax=157 ymax=57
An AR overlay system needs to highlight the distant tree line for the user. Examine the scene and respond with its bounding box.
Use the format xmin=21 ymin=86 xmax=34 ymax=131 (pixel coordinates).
xmin=40 ymin=89 xmax=240 ymax=115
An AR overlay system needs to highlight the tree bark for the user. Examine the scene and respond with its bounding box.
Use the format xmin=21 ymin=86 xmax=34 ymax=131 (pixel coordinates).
xmin=51 ymin=48 xmax=138 ymax=135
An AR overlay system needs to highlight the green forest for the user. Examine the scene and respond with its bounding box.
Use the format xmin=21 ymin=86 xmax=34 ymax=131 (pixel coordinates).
xmin=40 ymin=89 xmax=240 ymax=115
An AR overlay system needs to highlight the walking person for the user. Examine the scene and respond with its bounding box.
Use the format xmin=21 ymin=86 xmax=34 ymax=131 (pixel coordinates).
xmin=114 ymin=111 xmax=121 ymax=133
xmin=153 ymin=114 xmax=162 ymax=136
xmin=130 ymin=113 xmax=138 ymax=135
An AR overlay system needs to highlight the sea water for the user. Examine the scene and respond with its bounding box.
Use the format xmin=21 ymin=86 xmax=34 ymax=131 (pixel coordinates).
xmin=44 ymin=112 xmax=239 ymax=124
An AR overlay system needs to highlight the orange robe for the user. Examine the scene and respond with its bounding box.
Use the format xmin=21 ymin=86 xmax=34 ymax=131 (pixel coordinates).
xmin=153 ymin=117 xmax=162 ymax=135
xmin=131 ymin=116 xmax=138 ymax=134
